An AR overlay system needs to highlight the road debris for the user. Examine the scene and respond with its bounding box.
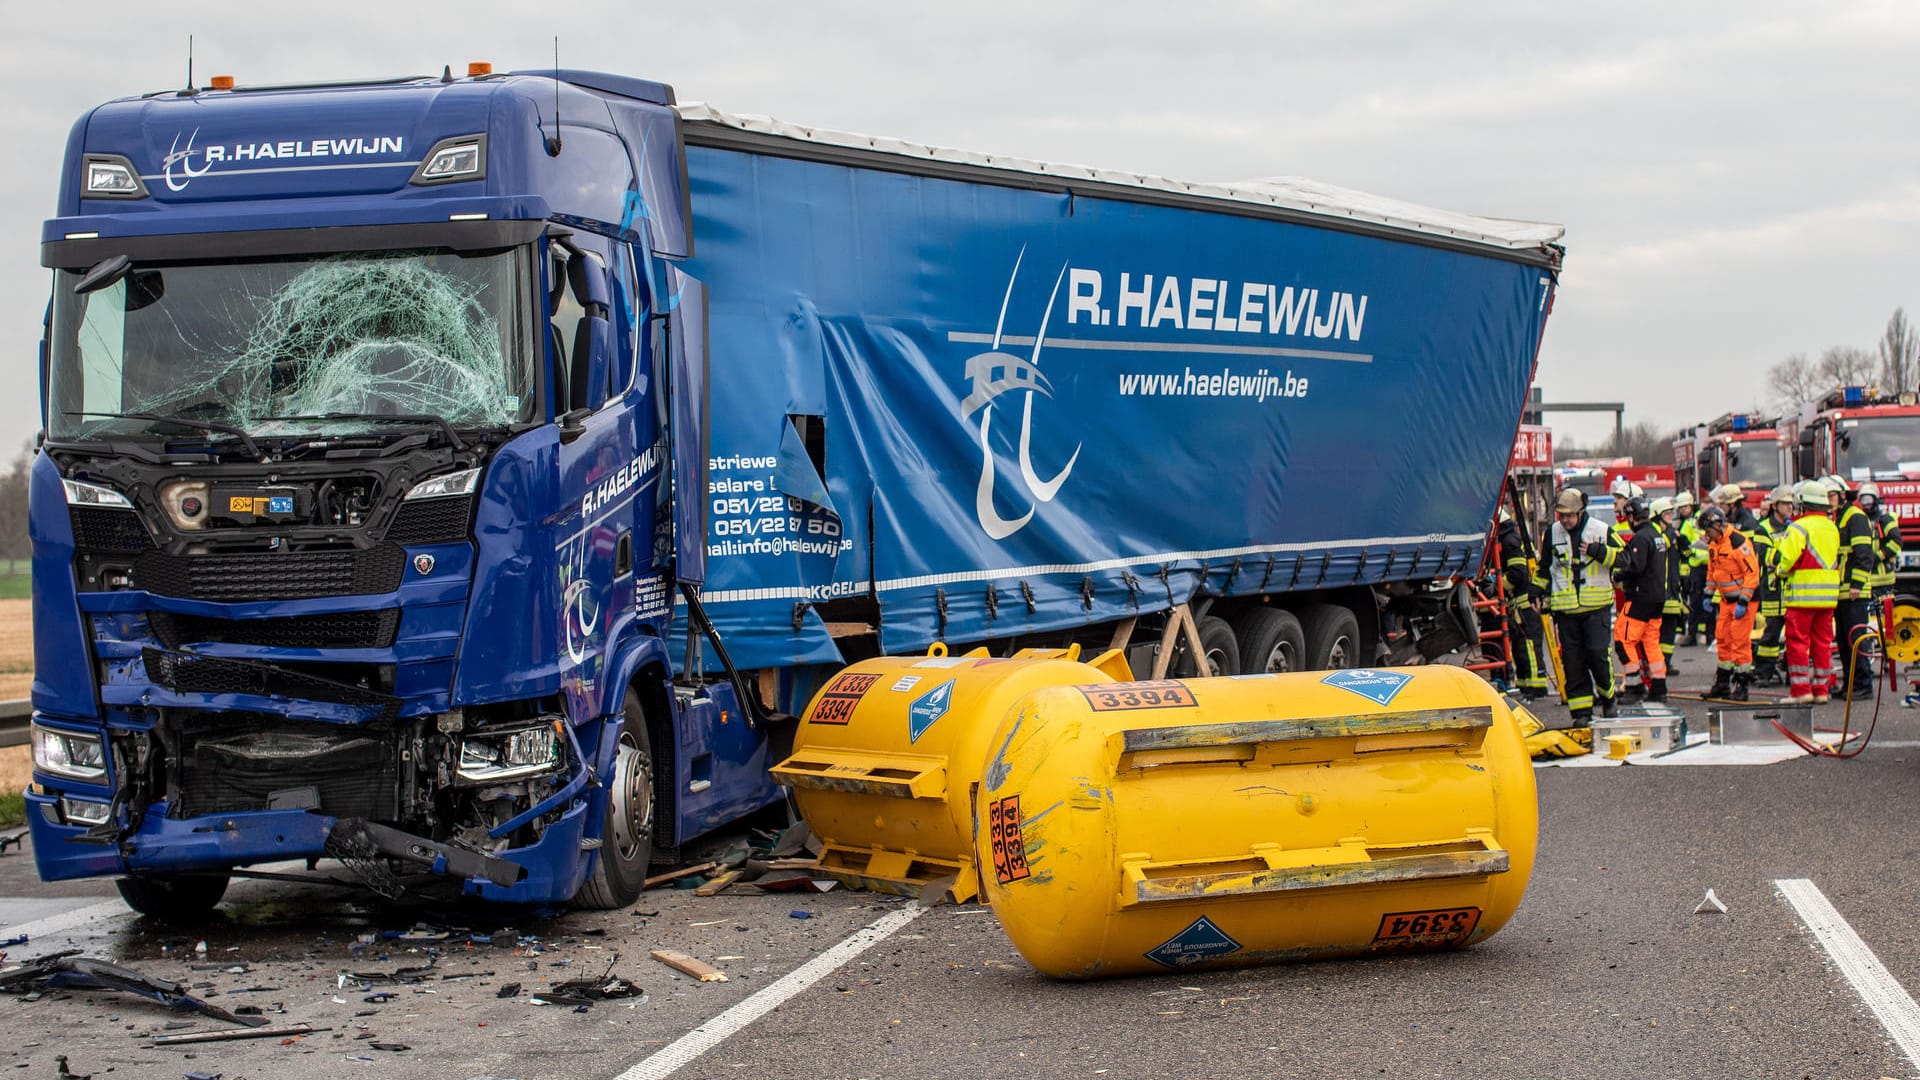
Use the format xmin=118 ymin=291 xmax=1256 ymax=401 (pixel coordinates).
xmin=650 ymin=949 xmax=728 ymax=983
xmin=151 ymin=1023 xmax=327 ymax=1046
xmin=0 ymin=951 xmax=267 ymax=1028
xmin=1694 ymin=888 xmax=1728 ymax=914
xmin=694 ymin=870 xmax=743 ymax=897
xmin=642 ymin=862 xmax=720 ymax=890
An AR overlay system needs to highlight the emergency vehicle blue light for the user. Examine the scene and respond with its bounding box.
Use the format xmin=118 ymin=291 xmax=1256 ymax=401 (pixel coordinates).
xmin=1845 ymin=386 xmax=1865 ymax=405
xmin=1731 ymin=415 xmax=1748 ymax=432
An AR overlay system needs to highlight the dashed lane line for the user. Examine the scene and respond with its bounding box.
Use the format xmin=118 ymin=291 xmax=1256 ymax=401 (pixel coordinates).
xmin=1776 ymin=878 xmax=1920 ymax=1072
xmin=614 ymin=901 xmax=927 ymax=1079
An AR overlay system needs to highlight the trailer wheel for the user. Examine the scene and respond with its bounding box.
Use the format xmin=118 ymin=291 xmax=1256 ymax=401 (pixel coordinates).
xmin=1173 ymin=615 xmax=1241 ymax=678
xmin=1302 ymin=603 xmax=1362 ymax=671
xmin=115 ymin=873 xmax=228 ymax=922
xmin=1233 ymin=607 xmax=1307 ymax=675
xmin=574 ymin=690 xmax=655 ymax=909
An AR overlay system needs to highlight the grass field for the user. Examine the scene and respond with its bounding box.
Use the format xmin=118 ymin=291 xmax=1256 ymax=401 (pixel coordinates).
xmin=0 ymin=570 xmax=27 ymax=601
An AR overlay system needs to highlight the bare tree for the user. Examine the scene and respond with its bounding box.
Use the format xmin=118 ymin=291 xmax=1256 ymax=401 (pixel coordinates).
xmin=1817 ymin=345 xmax=1877 ymax=388
xmin=1767 ymin=353 xmax=1821 ymax=413
xmin=1602 ymin=420 xmax=1679 ymax=464
xmin=0 ymin=448 xmax=29 ymax=575
xmin=1880 ymin=307 xmax=1917 ymax=395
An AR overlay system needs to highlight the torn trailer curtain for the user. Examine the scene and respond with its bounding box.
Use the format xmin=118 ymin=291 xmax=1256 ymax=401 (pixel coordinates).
xmin=677 ymin=145 xmax=1554 ymax=669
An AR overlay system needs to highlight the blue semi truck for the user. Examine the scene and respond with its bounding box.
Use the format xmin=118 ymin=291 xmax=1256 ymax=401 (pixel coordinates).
xmin=27 ymin=65 xmax=1563 ymax=916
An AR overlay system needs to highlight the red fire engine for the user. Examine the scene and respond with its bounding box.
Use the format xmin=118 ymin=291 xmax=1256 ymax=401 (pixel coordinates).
xmin=1673 ymin=413 xmax=1781 ymax=511
xmin=1782 ymin=386 xmax=1920 ymax=577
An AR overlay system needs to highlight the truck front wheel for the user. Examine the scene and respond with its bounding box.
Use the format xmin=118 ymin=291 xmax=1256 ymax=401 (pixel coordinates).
xmin=115 ymin=873 xmax=229 ymax=922
xmin=574 ymin=690 xmax=656 ymax=909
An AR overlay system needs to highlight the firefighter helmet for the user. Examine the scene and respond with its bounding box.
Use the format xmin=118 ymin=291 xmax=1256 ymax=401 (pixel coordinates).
xmin=1857 ymin=481 xmax=1882 ymax=504
xmin=1675 ymin=490 xmax=1697 ymax=510
xmin=1767 ymin=484 xmax=1795 ymax=506
xmin=1697 ymin=505 xmax=1728 ymax=530
xmin=1650 ymin=496 xmax=1675 ymax=517
xmin=1555 ymin=488 xmax=1585 ymax=514
xmin=1711 ymin=483 xmax=1743 ymax=505
xmin=1797 ymin=479 xmax=1831 ymax=506
xmin=1624 ymin=496 xmax=1651 ymax=523
xmin=1825 ymin=474 xmax=1851 ymax=494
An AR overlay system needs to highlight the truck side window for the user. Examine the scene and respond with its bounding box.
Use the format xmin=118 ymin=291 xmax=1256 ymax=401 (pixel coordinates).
xmin=610 ymin=245 xmax=639 ymax=399
xmin=549 ymin=234 xmax=614 ymax=412
xmin=549 ymin=245 xmax=582 ymax=414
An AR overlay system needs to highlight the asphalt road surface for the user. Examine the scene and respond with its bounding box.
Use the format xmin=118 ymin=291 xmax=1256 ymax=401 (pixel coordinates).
xmin=4 ymin=641 xmax=1919 ymax=1080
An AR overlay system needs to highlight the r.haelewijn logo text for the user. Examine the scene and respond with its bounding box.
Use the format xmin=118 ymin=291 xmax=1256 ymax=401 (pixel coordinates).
xmin=960 ymin=248 xmax=1082 ymax=541
xmin=162 ymin=128 xmax=407 ymax=192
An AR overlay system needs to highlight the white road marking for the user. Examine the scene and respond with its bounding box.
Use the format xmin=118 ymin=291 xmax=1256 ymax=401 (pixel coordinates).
xmin=614 ymin=902 xmax=928 ymax=1079
xmin=2 ymin=897 xmax=127 ymax=940
xmin=1776 ymin=878 xmax=1920 ymax=1071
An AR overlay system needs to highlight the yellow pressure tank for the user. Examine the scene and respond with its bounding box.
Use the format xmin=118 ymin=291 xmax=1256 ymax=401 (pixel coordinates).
xmin=772 ymin=643 xmax=1131 ymax=902
xmin=976 ymin=664 xmax=1538 ymax=978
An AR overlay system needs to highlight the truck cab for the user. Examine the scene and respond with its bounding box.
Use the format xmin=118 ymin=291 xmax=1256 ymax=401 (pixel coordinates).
xmin=1788 ymin=386 xmax=1920 ymax=577
xmin=1673 ymin=413 xmax=1781 ymax=511
xmin=30 ymin=67 xmax=781 ymax=914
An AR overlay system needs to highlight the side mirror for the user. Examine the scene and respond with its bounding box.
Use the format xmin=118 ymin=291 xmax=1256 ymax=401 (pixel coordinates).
xmin=1799 ymin=447 xmax=1816 ymax=479
xmin=1799 ymin=429 xmax=1815 ymax=447
xmin=1727 ymin=450 xmax=1740 ymax=469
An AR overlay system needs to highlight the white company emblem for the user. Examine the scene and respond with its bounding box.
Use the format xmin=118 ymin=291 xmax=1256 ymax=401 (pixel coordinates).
xmin=960 ymin=248 xmax=1082 ymax=540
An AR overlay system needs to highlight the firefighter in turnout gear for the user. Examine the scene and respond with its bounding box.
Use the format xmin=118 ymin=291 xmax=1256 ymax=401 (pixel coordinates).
xmin=1774 ymin=480 xmax=1843 ymax=704
xmin=1828 ymin=476 xmax=1877 ymax=699
xmin=1608 ymin=479 xmax=1642 ymax=668
xmin=1713 ymin=483 xmax=1759 ymax=531
xmin=1749 ymin=485 xmax=1793 ymax=686
xmin=1675 ymin=490 xmax=1711 ymax=646
xmin=1857 ymin=482 xmax=1902 ymax=600
xmin=1536 ymin=487 xmax=1621 ymax=722
xmin=1653 ymin=496 xmax=1691 ymax=664
xmin=1497 ymin=507 xmax=1549 ymax=700
xmin=1612 ymin=496 xmax=1668 ymax=703
xmin=1700 ymin=505 xmax=1760 ymax=700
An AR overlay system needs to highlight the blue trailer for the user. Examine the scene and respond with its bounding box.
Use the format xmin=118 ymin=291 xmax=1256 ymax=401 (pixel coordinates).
xmin=28 ymin=66 xmax=1562 ymax=916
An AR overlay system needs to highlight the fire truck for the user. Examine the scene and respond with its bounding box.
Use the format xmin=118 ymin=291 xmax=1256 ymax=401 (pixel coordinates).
xmin=1673 ymin=413 xmax=1782 ymax=512
xmin=1781 ymin=387 xmax=1920 ymax=577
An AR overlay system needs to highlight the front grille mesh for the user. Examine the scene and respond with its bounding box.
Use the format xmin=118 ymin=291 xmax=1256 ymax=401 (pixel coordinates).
xmin=385 ymin=496 xmax=474 ymax=545
xmin=70 ymin=507 xmax=153 ymax=553
xmin=133 ymin=545 xmax=405 ymax=601
xmin=148 ymin=609 xmax=400 ymax=651
xmin=172 ymin=713 xmax=399 ymax=820
xmin=142 ymin=647 xmax=400 ymax=721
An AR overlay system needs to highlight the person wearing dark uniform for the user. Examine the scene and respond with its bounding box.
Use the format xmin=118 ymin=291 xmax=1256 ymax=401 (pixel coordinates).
xmin=1750 ymin=486 xmax=1791 ymax=686
xmin=1652 ymin=497 xmax=1690 ymax=668
xmin=1497 ymin=508 xmax=1548 ymax=700
xmin=1535 ymin=488 xmax=1621 ymax=722
xmin=1828 ymin=476 xmax=1877 ymax=700
xmin=1612 ymin=496 xmax=1668 ymax=703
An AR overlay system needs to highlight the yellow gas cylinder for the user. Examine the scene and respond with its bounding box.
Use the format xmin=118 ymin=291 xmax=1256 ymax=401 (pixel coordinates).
xmin=772 ymin=643 xmax=1132 ymax=902
xmin=976 ymin=664 xmax=1538 ymax=978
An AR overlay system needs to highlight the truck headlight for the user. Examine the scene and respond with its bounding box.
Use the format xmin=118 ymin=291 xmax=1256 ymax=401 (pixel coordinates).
xmin=63 ymin=478 xmax=133 ymax=508
xmin=405 ymin=468 xmax=481 ymax=501
xmin=457 ymin=721 xmax=562 ymax=784
xmin=410 ymin=135 xmax=487 ymax=186
xmin=82 ymin=154 xmax=148 ymax=198
xmin=31 ymin=722 xmax=107 ymax=782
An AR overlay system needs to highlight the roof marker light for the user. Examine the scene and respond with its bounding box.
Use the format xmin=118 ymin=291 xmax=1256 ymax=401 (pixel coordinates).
xmin=468 ymin=62 xmax=493 ymax=77
xmin=209 ymin=75 xmax=235 ymax=90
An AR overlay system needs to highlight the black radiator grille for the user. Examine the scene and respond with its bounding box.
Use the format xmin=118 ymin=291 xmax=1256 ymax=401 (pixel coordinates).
xmin=133 ymin=545 xmax=405 ymax=601
xmin=148 ymin=609 xmax=400 ymax=650
xmin=384 ymin=496 xmax=474 ymax=545
xmin=70 ymin=507 xmax=153 ymax=553
xmin=172 ymin=714 xmax=399 ymax=820
xmin=142 ymin=647 xmax=400 ymax=721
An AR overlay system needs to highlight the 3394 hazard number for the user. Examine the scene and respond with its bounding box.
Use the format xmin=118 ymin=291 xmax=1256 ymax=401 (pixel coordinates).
xmin=988 ymin=795 xmax=1030 ymax=885
xmin=1371 ymin=906 xmax=1481 ymax=951
xmin=1075 ymin=681 xmax=1198 ymax=712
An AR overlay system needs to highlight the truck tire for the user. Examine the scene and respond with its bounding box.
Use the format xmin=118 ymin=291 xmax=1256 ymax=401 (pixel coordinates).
xmin=1173 ymin=614 xmax=1241 ymax=678
xmin=115 ymin=873 xmax=228 ymax=922
xmin=573 ymin=690 xmax=656 ymax=909
xmin=1301 ymin=603 xmax=1362 ymax=671
xmin=1233 ymin=607 xmax=1307 ymax=675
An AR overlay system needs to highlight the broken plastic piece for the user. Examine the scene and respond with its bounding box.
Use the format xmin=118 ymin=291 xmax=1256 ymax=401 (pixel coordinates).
xmin=0 ymin=951 xmax=265 ymax=1028
xmin=1694 ymin=888 xmax=1727 ymax=914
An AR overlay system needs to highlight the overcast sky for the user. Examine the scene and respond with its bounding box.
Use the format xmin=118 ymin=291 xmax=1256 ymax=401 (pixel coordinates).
xmin=4 ymin=0 xmax=1917 ymax=453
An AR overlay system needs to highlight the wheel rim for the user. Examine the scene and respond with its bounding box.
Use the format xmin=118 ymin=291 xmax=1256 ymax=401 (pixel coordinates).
xmin=1205 ymin=645 xmax=1232 ymax=675
xmin=1327 ymin=635 xmax=1354 ymax=669
xmin=1263 ymin=641 xmax=1296 ymax=674
xmin=609 ymin=732 xmax=654 ymax=864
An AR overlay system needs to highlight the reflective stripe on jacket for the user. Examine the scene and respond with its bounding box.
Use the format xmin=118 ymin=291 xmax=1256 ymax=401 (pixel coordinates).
xmin=1540 ymin=515 xmax=1617 ymax=612
xmin=1706 ymin=529 xmax=1760 ymax=602
xmin=1836 ymin=504 xmax=1875 ymax=588
xmin=1774 ymin=512 xmax=1841 ymax=609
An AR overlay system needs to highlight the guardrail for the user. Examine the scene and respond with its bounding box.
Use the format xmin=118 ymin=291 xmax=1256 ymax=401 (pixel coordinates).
xmin=0 ymin=699 xmax=27 ymax=749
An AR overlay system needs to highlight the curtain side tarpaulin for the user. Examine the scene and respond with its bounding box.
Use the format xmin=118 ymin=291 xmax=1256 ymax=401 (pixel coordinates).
xmin=677 ymin=146 xmax=1550 ymax=669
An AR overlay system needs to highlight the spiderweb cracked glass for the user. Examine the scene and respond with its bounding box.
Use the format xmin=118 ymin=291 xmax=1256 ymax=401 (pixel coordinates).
xmin=138 ymin=255 xmax=518 ymax=429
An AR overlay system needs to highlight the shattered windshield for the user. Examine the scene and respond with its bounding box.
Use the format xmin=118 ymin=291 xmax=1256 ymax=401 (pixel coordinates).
xmin=47 ymin=248 xmax=533 ymax=442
